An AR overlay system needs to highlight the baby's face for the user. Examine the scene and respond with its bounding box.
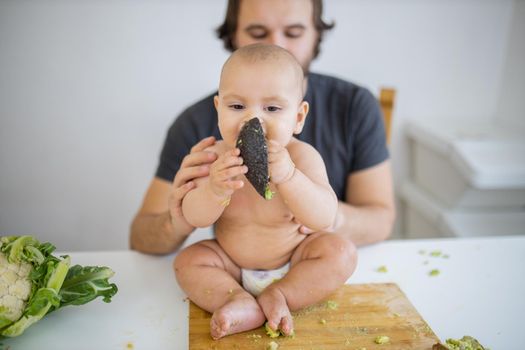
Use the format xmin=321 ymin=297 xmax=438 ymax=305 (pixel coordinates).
xmin=214 ymin=59 xmax=307 ymax=148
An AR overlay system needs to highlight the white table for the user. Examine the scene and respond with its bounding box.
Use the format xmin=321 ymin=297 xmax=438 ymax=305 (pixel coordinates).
xmin=3 ymin=230 xmax=524 ymax=349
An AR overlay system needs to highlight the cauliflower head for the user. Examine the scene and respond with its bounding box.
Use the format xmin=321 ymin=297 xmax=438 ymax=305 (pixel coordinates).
xmin=0 ymin=252 xmax=32 ymax=327
xmin=0 ymin=235 xmax=117 ymax=338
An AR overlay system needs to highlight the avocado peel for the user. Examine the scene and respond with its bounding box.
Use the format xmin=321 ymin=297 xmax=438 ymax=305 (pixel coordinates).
xmin=237 ymin=118 xmax=272 ymax=200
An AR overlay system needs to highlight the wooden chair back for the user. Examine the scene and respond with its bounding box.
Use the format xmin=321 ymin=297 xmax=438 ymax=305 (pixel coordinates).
xmin=379 ymin=87 xmax=396 ymax=144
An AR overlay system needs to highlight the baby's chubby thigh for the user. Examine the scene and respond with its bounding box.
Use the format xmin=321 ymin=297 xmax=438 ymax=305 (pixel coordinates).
xmin=291 ymin=231 xmax=357 ymax=265
xmin=290 ymin=232 xmax=357 ymax=285
xmin=173 ymin=239 xmax=242 ymax=287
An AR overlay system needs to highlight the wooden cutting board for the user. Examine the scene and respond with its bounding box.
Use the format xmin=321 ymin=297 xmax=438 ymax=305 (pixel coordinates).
xmin=189 ymin=283 xmax=439 ymax=349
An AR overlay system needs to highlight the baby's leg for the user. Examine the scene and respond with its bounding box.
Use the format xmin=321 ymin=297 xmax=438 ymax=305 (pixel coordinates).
xmin=257 ymin=233 xmax=356 ymax=334
xmin=174 ymin=239 xmax=265 ymax=339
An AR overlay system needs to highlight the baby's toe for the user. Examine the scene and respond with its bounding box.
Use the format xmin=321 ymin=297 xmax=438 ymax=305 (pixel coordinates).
xmin=279 ymin=313 xmax=294 ymax=336
xmin=210 ymin=314 xmax=228 ymax=339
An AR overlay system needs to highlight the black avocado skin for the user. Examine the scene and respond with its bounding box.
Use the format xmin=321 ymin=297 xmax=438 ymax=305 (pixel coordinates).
xmin=236 ymin=118 xmax=271 ymax=199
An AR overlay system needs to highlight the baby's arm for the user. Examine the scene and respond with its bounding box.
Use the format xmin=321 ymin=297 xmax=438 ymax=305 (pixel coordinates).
xmin=182 ymin=147 xmax=247 ymax=227
xmin=268 ymin=140 xmax=337 ymax=231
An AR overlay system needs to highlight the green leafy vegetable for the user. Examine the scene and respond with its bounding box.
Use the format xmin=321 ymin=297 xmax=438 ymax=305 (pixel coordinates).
xmin=0 ymin=235 xmax=117 ymax=338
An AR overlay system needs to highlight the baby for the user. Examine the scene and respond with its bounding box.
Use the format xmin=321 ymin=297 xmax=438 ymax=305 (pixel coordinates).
xmin=174 ymin=44 xmax=356 ymax=339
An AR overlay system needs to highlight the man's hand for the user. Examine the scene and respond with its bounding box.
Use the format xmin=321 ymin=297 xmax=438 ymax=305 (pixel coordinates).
xmin=268 ymin=140 xmax=295 ymax=185
xmin=168 ymin=136 xmax=218 ymax=229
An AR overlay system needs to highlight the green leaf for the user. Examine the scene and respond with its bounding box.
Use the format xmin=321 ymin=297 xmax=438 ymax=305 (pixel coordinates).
xmin=45 ymin=256 xmax=70 ymax=291
xmin=59 ymin=265 xmax=118 ymax=307
xmin=0 ymin=309 xmax=13 ymax=329
xmin=0 ymin=236 xmax=54 ymax=265
xmin=2 ymin=236 xmax=36 ymax=263
xmin=1 ymin=288 xmax=60 ymax=337
xmin=24 ymin=288 xmax=61 ymax=316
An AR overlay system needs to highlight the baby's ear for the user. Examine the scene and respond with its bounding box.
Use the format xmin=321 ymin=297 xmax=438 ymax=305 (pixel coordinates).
xmin=213 ymin=95 xmax=219 ymax=110
xmin=293 ymin=101 xmax=309 ymax=134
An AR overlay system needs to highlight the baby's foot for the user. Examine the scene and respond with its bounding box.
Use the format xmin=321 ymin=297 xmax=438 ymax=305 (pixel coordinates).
xmin=257 ymin=286 xmax=294 ymax=336
xmin=210 ymin=291 xmax=265 ymax=340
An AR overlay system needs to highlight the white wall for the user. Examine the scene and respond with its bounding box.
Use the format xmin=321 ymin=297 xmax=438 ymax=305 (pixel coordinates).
xmin=495 ymin=0 xmax=525 ymax=129
xmin=0 ymin=0 xmax=520 ymax=250
xmin=0 ymin=0 xmax=229 ymax=250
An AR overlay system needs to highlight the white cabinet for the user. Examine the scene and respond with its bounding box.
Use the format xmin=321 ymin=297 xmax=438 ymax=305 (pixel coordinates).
xmin=401 ymin=121 xmax=525 ymax=238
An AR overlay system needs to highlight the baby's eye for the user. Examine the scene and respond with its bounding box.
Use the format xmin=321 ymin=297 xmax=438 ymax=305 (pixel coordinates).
xmin=266 ymin=106 xmax=281 ymax=112
xmin=229 ymin=104 xmax=244 ymax=110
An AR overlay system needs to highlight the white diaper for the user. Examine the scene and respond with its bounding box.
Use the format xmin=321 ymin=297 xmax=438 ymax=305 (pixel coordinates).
xmin=241 ymin=263 xmax=290 ymax=297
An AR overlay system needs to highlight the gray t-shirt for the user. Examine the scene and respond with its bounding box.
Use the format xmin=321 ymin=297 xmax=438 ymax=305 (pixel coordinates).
xmin=156 ymin=72 xmax=389 ymax=200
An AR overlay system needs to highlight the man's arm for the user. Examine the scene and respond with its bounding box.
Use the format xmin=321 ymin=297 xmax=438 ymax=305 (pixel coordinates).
xmin=331 ymin=86 xmax=395 ymax=246
xmin=130 ymin=137 xmax=218 ymax=255
xmin=130 ymin=178 xmax=192 ymax=254
xmin=335 ymin=160 xmax=396 ymax=246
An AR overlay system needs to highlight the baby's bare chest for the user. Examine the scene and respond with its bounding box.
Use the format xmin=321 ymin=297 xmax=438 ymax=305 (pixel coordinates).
xmin=223 ymin=183 xmax=293 ymax=225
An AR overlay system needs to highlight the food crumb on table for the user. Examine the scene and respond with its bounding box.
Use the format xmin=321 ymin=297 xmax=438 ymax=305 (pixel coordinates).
xmin=429 ymin=269 xmax=440 ymax=277
xmin=374 ymin=335 xmax=390 ymax=344
xmin=266 ymin=340 xmax=279 ymax=350
xmin=326 ymin=300 xmax=338 ymax=310
xmin=376 ymin=265 xmax=388 ymax=273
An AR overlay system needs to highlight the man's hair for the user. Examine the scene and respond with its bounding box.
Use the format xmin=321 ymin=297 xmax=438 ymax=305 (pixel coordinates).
xmin=216 ymin=0 xmax=335 ymax=59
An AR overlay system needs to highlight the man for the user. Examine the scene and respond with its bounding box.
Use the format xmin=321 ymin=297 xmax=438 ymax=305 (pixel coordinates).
xmin=130 ymin=0 xmax=395 ymax=254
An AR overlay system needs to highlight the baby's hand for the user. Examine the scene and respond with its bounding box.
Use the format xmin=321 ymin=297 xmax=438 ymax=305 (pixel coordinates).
xmin=268 ymin=140 xmax=295 ymax=185
xmin=208 ymin=148 xmax=248 ymax=199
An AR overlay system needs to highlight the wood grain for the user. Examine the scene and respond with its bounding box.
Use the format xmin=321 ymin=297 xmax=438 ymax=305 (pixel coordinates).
xmin=189 ymin=283 xmax=439 ymax=349
xmin=379 ymin=87 xmax=396 ymax=145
